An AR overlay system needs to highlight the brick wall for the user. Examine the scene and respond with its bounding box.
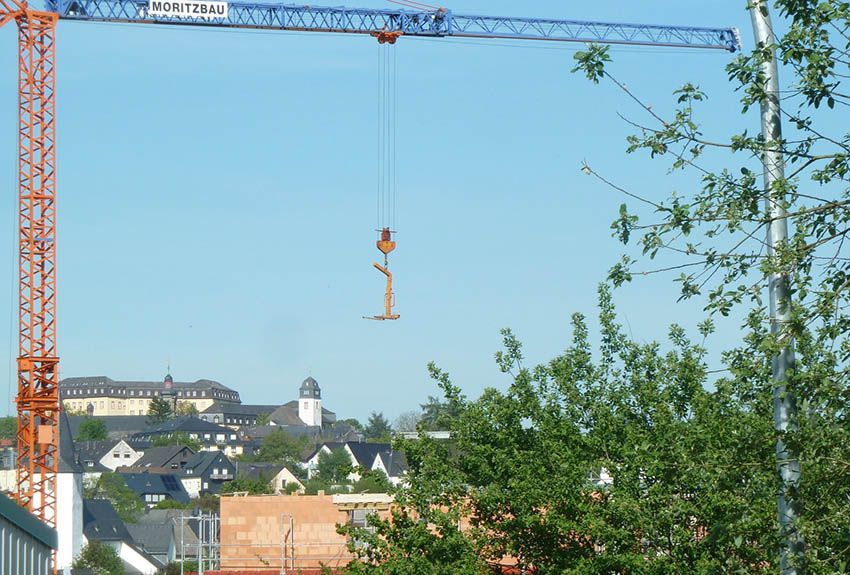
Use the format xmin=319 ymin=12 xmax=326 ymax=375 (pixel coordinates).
xmin=220 ymin=494 xmax=354 ymax=572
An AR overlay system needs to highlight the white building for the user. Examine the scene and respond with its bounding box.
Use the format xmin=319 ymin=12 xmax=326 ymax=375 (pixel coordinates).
xmin=297 ymin=377 xmax=323 ymax=427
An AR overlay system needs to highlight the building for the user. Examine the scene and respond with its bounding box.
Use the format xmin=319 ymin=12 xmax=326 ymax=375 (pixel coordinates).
xmin=120 ymin=472 xmax=191 ymax=508
xmin=199 ymin=402 xmax=277 ymax=428
xmin=68 ymin=415 xmax=150 ymax=440
xmin=220 ymin=493 xmax=392 ymax=573
xmin=77 ymin=439 xmax=144 ymax=472
xmin=304 ymin=442 xmax=407 ymax=485
xmin=237 ymin=462 xmax=304 ymax=494
xmin=60 ymin=374 xmax=241 ymax=416
xmin=182 ymin=450 xmax=236 ymax=495
xmin=268 ymin=377 xmax=337 ymax=429
xmin=128 ymin=416 xmax=242 ymax=457
xmin=0 ymin=491 xmax=56 ymax=575
xmin=82 ymin=499 xmax=162 ymax=574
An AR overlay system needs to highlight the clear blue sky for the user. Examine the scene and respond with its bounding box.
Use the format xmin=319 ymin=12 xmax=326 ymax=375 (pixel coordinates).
xmin=0 ymin=1 xmax=763 ymax=422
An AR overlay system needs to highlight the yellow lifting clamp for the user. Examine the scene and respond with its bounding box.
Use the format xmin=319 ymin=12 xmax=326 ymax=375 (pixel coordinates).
xmin=364 ymin=227 xmax=400 ymax=321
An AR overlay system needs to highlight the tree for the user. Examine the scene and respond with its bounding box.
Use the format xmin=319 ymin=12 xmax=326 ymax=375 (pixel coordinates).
xmin=77 ymin=417 xmax=108 ymax=441
xmin=342 ymin=418 xmax=363 ymax=432
xmin=154 ymin=499 xmax=189 ymax=510
xmin=343 ymin=289 xmax=786 ymax=574
xmin=569 ymin=4 xmax=850 ymax=571
xmin=391 ymin=411 xmax=421 ymax=433
xmin=363 ymin=412 xmax=391 ymax=442
xmin=151 ymin=431 xmax=201 ymax=452
xmin=72 ymin=541 xmax=123 ymax=575
xmin=316 ymin=448 xmax=353 ymax=484
xmin=175 ymin=401 xmax=198 ymax=416
xmin=164 ymin=560 xmax=198 ymax=575
xmin=147 ymin=396 xmax=173 ymax=424
xmin=419 ymin=396 xmax=458 ymax=431
xmin=259 ymin=428 xmax=306 ymax=464
xmin=87 ymin=472 xmax=144 ymax=523
xmin=220 ymin=476 xmax=273 ymax=495
xmin=352 ymin=469 xmax=391 ymax=494
xmin=0 ymin=416 xmax=16 ymax=440
xmin=256 ymin=412 xmax=271 ymax=426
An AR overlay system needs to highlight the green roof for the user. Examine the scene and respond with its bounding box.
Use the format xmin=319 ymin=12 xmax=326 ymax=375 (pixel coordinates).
xmin=0 ymin=491 xmax=57 ymax=549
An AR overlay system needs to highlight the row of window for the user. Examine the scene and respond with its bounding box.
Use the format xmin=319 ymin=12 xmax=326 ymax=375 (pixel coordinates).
xmin=65 ymin=388 xmax=213 ymax=398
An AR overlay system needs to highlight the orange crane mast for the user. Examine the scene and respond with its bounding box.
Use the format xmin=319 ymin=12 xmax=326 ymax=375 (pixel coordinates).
xmin=0 ymin=0 xmax=59 ymax=531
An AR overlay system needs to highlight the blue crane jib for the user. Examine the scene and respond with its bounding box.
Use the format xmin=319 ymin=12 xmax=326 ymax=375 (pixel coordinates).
xmin=45 ymin=0 xmax=742 ymax=52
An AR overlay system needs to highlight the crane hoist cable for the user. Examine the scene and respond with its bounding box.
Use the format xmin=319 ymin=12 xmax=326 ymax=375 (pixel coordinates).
xmin=365 ymin=41 xmax=400 ymax=321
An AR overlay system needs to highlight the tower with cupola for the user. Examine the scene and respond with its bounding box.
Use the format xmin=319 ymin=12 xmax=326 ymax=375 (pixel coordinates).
xmin=298 ymin=377 xmax=322 ymax=427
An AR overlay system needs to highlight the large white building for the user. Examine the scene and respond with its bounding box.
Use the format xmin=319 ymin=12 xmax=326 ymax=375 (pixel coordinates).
xmin=60 ymin=374 xmax=241 ymax=416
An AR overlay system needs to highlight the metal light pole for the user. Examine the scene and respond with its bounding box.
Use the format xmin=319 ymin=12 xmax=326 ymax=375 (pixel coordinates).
xmin=748 ymin=1 xmax=805 ymax=573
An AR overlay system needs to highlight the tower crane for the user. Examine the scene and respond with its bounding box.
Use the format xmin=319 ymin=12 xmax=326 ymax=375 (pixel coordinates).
xmin=0 ymin=0 xmax=739 ymax=554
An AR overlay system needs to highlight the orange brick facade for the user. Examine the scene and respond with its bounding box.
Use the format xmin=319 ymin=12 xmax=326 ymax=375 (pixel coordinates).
xmin=220 ymin=494 xmax=390 ymax=573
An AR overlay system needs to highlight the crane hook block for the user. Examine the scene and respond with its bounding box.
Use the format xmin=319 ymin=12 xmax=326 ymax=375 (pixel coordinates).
xmin=364 ymin=230 xmax=400 ymax=321
xmin=376 ymin=227 xmax=396 ymax=256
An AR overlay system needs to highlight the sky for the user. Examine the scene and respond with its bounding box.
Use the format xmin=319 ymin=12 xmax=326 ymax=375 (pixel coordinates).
xmin=0 ymin=1 xmax=767 ymax=422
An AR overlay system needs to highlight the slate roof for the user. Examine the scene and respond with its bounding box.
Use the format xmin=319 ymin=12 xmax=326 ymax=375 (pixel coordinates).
xmin=304 ymin=442 xmax=345 ymax=463
xmin=137 ymin=416 xmax=232 ymax=435
xmin=268 ymin=405 xmax=306 ymax=427
xmin=135 ymin=509 xmax=200 ymax=548
xmin=59 ymin=411 xmax=83 ymax=473
xmin=133 ymin=446 xmax=194 ymax=470
xmin=126 ymin=523 xmax=172 ymax=556
xmin=201 ymin=403 xmax=277 ymax=416
xmin=184 ymin=450 xmax=231 ymax=477
xmin=237 ymin=462 xmax=284 ymax=481
xmin=347 ymin=442 xmax=391 ymax=469
xmin=121 ymin=472 xmax=191 ymax=504
xmin=377 ymin=450 xmax=408 ymax=477
xmin=76 ymin=439 xmax=120 ymax=463
xmin=68 ymin=415 xmax=149 ymax=439
xmin=280 ymin=400 xmax=337 ymax=418
xmin=61 ymin=375 xmax=238 ymax=393
xmin=82 ymin=499 xmax=132 ymax=542
xmin=299 ymin=376 xmax=321 ymax=398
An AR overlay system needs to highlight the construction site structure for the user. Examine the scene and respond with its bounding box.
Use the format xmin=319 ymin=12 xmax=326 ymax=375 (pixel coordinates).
xmin=0 ymin=0 xmax=740 ymax=563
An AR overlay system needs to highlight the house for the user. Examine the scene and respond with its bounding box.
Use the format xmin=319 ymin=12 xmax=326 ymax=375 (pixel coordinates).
xmin=77 ymin=439 xmax=144 ymax=471
xmin=129 ymin=416 xmax=242 ymax=457
xmin=199 ymin=402 xmax=277 ymax=428
xmin=128 ymin=445 xmax=195 ymax=472
xmin=82 ymin=499 xmax=162 ymax=574
xmin=181 ymin=450 xmax=235 ymax=495
xmin=120 ymin=472 xmax=191 ymax=508
xmin=128 ymin=509 xmax=201 ymax=568
xmin=304 ymin=442 xmax=395 ymax=482
xmin=237 ymin=462 xmax=304 ymax=494
xmin=371 ymin=450 xmax=408 ymax=486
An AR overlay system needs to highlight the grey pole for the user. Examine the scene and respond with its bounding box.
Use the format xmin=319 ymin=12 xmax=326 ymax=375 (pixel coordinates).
xmin=748 ymin=2 xmax=804 ymax=573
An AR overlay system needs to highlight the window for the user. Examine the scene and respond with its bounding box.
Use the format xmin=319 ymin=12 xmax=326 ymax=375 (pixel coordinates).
xmin=112 ymin=452 xmax=120 ymax=458
xmin=124 ymin=453 xmax=131 ymax=458
xmin=203 ymin=482 xmax=209 ymax=489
